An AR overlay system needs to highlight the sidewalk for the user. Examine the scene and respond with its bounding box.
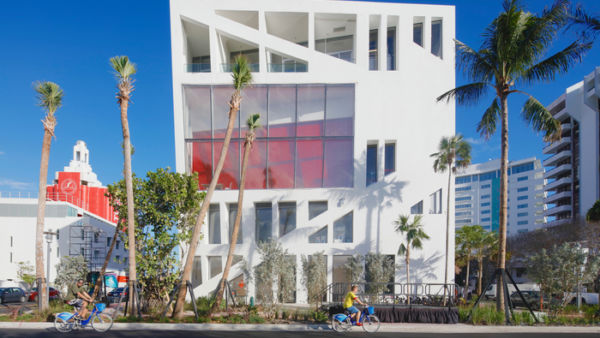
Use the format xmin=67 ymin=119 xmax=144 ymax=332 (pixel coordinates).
xmin=1 ymin=322 xmax=600 ymax=332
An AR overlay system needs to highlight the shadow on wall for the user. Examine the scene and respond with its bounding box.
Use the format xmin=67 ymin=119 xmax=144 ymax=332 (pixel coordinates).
xmin=396 ymin=253 xmax=443 ymax=283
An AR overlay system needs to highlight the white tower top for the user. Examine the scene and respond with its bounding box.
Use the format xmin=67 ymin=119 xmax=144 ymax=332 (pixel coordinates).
xmin=60 ymin=140 xmax=102 ymax=187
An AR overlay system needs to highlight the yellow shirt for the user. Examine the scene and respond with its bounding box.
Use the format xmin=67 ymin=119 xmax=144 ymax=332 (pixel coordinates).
xmin=343 ymin=291 xmax=356 ymax=308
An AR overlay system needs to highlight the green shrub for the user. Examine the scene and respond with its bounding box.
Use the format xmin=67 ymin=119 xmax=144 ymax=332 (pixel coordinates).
xmin=311 ymin=310 xmax=328 ymax=323
xmin=469 ymin=305 xmax=504 ymax=325
xmin=248 ymin=313 xmax=265 ymax=323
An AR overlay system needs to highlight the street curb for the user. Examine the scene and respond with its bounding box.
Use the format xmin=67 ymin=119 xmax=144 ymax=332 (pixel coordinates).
xmin=1 ymin=322 xmax=600 ymax=332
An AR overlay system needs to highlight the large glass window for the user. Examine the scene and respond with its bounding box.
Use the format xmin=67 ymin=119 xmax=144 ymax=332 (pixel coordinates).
xmin=309 ymin=226 xmax=328 ymax=243
xmin=366 ymin=144 xmax=377 ymax=186
xmin=431 ymin=19 xmax=443 ymax=58
xmin=309 ymin=201 xmax=328 ymax=220
xmin=278 ymin=202 xmax=296 ymax=237
xmin=209 ymin=204 xmax=221 ymax=244
xmin=333 ymin=212 xmax=353 ymax=243
xmin=387 ymin=26 xmax=396 ymax=70
xmin=255 ymin=203 xmax=272 ymax=243
xmin=228 ymin=203 xmax=242 ymax=244
xmin=208 ymin=256 xmax=222 ymax=278
xmin=184 ymin=84 xmax=354 ymax=189
xmin=385 ymin=143 xmax=395 ymax=175
xmin=369 ymin=28 xmax=378 ymax=71
xmin=413 ymin=19 xmax=423 ymax=47
xmin=192 ymin=257 xmax=202 ymax=288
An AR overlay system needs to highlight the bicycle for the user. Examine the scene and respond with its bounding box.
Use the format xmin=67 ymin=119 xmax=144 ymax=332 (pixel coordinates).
xmin=54 ymin=301 xmax=113 ymax=333
xmin=331 ymin=306 xmax=380 ymax=333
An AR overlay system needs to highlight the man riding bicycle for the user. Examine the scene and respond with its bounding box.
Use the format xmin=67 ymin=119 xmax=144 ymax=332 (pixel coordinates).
xmin=344 ymin=285 xmax=367 ymax=326
xmin=67 ymin=279 xmax=93 ymax=320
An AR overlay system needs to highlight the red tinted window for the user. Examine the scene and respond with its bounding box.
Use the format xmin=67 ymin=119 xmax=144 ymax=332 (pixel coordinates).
xmin=245 ymin=140 xmax=267 ymax=189
xmin=295 ymin=140 xmax=323 ymax=188
xmin=324 ymin=139 xmax=353 ymax=187
xmin=214 ymin=140 xmax=240 ymax=189
xmin=190 ymin=141 xmax=212 ymax=188
xmin=268 ymin=140 xmax=295 ymax=188
xmin=241 ymin=87 xmax=267 ymax=138
xmin=213 ymin=86 xmax=239 ymax=139
xmin=297 ymin=85 xmax=324 ymax=137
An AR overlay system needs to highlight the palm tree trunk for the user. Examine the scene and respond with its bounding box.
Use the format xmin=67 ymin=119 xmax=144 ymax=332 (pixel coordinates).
xmin=496 ymin=95 xmax=509 ymax=313
xmin=120 ymin=98 xmax=137 ymax=316
xmin=211 ymin=136 xmax=252 ymax=313
xmin=35 ymin=128 xmax=52 ymax=312
xmin=443 ymin=168 xmax=452 ymax=304
xmin=406 ymin=248 xmax=410 ymax=305
xmin=464 ymin=254 xmax=470 ymax=299
xmin=91 ymin=222 xmax=121 ymax=300
xmin=477 ymin=257 xmax=483 ymax=297
xmin=173 ymin=91 xmax=241 ymax=319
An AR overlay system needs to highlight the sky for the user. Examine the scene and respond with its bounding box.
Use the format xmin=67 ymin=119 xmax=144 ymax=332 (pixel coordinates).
xmin=0 ymin=0 xmax=599 ymax=193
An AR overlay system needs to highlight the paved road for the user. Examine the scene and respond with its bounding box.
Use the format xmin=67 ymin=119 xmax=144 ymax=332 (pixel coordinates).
xmin=2 ymin=330 xmax=600 ymax=338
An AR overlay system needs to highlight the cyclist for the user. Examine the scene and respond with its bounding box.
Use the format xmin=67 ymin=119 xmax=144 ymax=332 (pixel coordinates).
xmin=343 ymin=285 xmax=367 ymax=326
xmin=67 ymin=279 xmax=93 ymax=320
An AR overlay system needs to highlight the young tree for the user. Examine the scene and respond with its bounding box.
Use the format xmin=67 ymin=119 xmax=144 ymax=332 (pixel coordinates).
xmin=54 ymin=256 xmax=88 ymax=293
xmin=344 ymin=254 xmax=365 ymax=284
xmin=431 ymin=134 xmax=471 ymax=301
xmin=364 ymin=253 xmax=395 ymax=296
xmin=455 ymin=225 xmax=482 ymax=298
xmin=587 ymin=200 xmax=600 ymax=223
xmin=394 ymin=214 xmax=429 ymax=304
xmin=527 ymin=248 xmax=556 ymax=311
xmin=474 ymin=230 xmax=498 ymax=296
xmin=174 ymin=56 xmax=253 ymax=318
xmin=110 ymin=55 xmax=138 ymax=316
xmin=437 ymin=0 xmax=589 ymax=313
xmin=212 ymin=114 xmax=261 ymax=313
xmin=552 ymin=243 xmax=600 ymax=306
xmin=253 ymin=241 xmax=291 ymax=311
xmin=34 ymin=81 xmax=63 ymax=311
xmin=301 ymin=252 xmax=327 ymax=306
xmin=16 ymin=261 xmax=36 ymax=289
xmin=105 ymin=169 xmax=203 ymax=309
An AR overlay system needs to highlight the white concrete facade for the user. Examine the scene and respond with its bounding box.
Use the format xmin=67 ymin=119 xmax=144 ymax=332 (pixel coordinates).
xmin=170 ymin=0 xmax=456 ymax=303
xmin=59 ymin=140 xmax=102 ymax=187
xmin=0 ymin=197 xmax=127 ymax=289
xmin=454 ymin=158 xmax=546 ymax=236
xmin=544 ymin=67 xmax=600 ymax=226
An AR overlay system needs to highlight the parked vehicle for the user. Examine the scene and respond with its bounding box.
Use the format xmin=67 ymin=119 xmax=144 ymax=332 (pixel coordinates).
xmin=28 ymin=287 xmax=61 ymax=302
xmin=0 ymin=287 xmax=27 ymax=304
xmin=509 ymin=291 xmax=560 ymax=310
xmin=565 ymin=292 xmax=599 ymax=305
xmin=107 ymin=287 xmax=128 ymax=302
xmin=485 ymin=283 xmax=539 ymax=300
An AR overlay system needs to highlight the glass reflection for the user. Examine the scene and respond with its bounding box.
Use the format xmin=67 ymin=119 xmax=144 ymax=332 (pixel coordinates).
xmin=268 ymin=140 xmax=295 ymax=188
xmin=184 ymin=86 xmax=211 ymax=139
xmin=324 ymin=139 xmax=353 ymax=187
xmin=297 ymin=85 xmax=324 ymax=137
xmin=213 ymin=86 xmax=239 ymax=138
xmin=296 ymin=139 xmax=323 ymax=188
xmin=214 ymin=141 xmax=240 ymax=189
xmin=268 ymin=86 xmax=296 ymax=137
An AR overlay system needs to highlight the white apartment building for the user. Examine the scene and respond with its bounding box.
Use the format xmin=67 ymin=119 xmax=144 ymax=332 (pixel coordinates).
xmin=170 ymin=0 xmax=456 ymax=303
xmin=544 ymin=67 xmax=600 ymax=226
xmin=454 ymin=158 xmax=546 ymax=236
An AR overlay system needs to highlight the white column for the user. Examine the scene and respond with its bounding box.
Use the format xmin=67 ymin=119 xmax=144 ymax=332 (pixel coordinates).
xmin=209 ymin=26 xmax=220 ymax=72
xmin=423 ymin=16 xmax=432 ymax=55
xmin=355 ymin=13 xmax=368 ymax=69
xmin=378 ymin=16 xmax=387 ymax=71
xmin=308 ymin=12 xmax=315 ymax=51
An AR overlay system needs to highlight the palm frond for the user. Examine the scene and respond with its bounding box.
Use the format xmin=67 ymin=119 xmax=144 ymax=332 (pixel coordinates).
xmin=455 ymin=138 xmax=472 ymax=168
xmin=521 ymin=95 xmax=562 ymax=142
xmin=521 ymin=40 xmax=591 ymax=84
xmin=35 ymin=81 xmax=63 ymax=114
xmin=398 ymin=244 xmax=407 ymax=256
xmin=232 ymin=55 xmax=253 ymax=91
xmin=110 ymin=56 xmax=137 ymax=81
xmin=437 ymin=82 xmax=490 ymax=105
xmin=570 ymin=6 xmax=600 ymax=37
xmin=476 ymin=98 xmax=500 ymax=139
xmin=246 ymin=113 xmax=261 ymax=131
xmin=455 ymin=40 xmax=496 ymax=82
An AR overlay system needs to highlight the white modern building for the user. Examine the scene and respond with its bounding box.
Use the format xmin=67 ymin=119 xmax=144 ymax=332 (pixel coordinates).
xmin=454 ymin=158 xmax=546 ymax=236
xmin=544 ymin=67 xmax=600 ymax=226
xmin=170 ymin=0 xmax=456 ymax=303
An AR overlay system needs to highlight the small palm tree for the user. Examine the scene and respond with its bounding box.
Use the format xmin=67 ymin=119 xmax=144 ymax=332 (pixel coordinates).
xmin=110 ymin=55 xmax=138 ymax=316
xmin=455 ymin=225 xmax=481 ymax=298
xmin=34 ymin=81 xmax=63 ymax=312
xmin=473 ymin=229 xmax=497 ymax=297
xmin=212 ymin=113 xmax=261 ymax=313
xmin=395 ymin=214 xmax=429 ymax=305
xmin=437 ymin=0 xmax=589 ymax=313
xmin=431 ymin=135 xmax=471 ymax=302
xmin=174 ymin=56 xmax=252 ymax=318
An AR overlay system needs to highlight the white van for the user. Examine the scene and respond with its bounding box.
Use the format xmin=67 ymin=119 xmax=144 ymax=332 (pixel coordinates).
xmin=484 ymin=283 xmax=539 ymax=300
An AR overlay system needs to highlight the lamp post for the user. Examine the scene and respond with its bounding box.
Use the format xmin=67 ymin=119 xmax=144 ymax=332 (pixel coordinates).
xmin=43 ymin=230 xmax=57 ymax=306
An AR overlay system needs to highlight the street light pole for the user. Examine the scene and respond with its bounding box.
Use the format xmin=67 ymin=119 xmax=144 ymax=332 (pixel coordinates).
xmin=44 ymin=230 xmax=57 ymax=306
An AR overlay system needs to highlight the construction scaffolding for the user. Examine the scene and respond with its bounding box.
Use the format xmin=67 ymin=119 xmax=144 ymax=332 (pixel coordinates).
xmin=68 ymin=219 xmax=107 ymax=273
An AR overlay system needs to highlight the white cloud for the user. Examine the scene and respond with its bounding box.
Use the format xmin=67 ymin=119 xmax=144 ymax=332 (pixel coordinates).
xmin=0 ymin=178 xmax=34 ymax=190
xmin=464 ymin=137 xmax=485 ymax=145
xmin=0 ymin=151 xmax=4 ymax=155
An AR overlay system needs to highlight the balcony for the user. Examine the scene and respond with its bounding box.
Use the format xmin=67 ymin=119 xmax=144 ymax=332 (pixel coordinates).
xmin=543 ymin=137 xmax=571 ymax=155
xmin=267 ymin=63 xmax=308 ymax=73
xmin=185 ymin=64 xmax=211 ymax=73
xmin=544 ymin=190 xmax=571 ymax=204
xmin=545 ymin=218 xmax=571 ymax=227
xmin=545 ymin=176 xmax=572 ymax=191
xmin=543 ymin=149 xmax=571 ymax=167
xmin=545 ymin=204 xmax=572 ymax=217
xmin=561 ymin=123 xmax=571 ymax=133
xmin=544 ymin=163 xmax=572 ymax=179
xmin=221 ymin=63 xmax=259 ymax=72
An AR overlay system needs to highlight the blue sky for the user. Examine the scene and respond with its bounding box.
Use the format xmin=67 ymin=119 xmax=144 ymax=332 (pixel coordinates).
xmin=0 ymin=0 xmax=599 ymax=192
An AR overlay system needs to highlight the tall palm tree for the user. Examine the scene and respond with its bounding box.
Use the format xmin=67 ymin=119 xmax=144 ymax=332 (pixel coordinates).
xmin=394 ymin=214 xmax=429 ymax=305
xmin=455 ymin=225 xmax=480 ymax=298
xmin=437 ymin=0 xmax=589 ymax=313
xmin=174 ymin=56 xmax=252 ymax=318
xmin=571 ymin=6 xmax=600 ymax=38
xmin=34 ymin=81 xmax=63 ymax=312
xmin=211 ymin=113 xmax=261 ymax=313
xmin=110 ymin=55 xmax=138 ymax=316
xmin=430 ymin=135 xmax=471 ymax=302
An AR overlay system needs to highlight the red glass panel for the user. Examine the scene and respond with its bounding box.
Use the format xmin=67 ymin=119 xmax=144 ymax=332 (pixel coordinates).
xmin=324 ymin=139 xmax=353 ymax=187
xmin=184 ymin=86 xmax=211 ymax=139
xmin=295 ymin=140 xmax=323 ymax=188
xmin=297 ymin=85 xmax=324 ymax=137
xmin=214 ymin=141 xmax=240 ymax=190
xmin=268 ymin=140 xmax=295 ymax=189
xmin=191 ymin=141 xmax=212 ymax=188
xmin=245 ymin=140 xmax=267 ymax=189
xmin=213 ymin=86 xmax=239 ymax=138
xmin=325 ymin=85 xmax=354 ymax=136
xmin=241 ymin=87 xmax=267 ymax=138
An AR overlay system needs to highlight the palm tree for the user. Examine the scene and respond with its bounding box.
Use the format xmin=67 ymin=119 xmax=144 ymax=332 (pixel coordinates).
xmin=571 ymin=6 xmax=600 ymax=38
xmin=437 ymin=0 xmax=589 ymax=313
xmin=456 ymin=225 xmax=487 ymax=299
xmin=430 ymin=135 xmax=471 ymax=302
xmin=211 ymin=113 xmax=261 ymax=313
xmin=174 ymin=56 xmax=252 ymax=318
xmin=394 ymin=214 xmax=429 ymax=305
xmin=473 ymin=229 xmax=497 ymax=297
xmin=110 ymin=55 xmax=138 ymax=316
xmin=91 ymin=222 xmax=121 ymax=301
xmin=34 ymin=81 xmax=63 ymax=312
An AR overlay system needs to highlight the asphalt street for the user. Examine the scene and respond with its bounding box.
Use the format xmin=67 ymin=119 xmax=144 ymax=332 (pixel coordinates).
xmin=2 ymin=330 xmax=600 ymax=338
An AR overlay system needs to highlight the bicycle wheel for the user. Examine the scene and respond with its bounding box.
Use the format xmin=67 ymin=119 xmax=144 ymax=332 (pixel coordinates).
xmin=54 ymin=316 xmax=72 ymax=333
xmin=91 ymin=313 xmax=113 ymax=332
xmin=362 ymin=315 xmax=380 ymax=333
